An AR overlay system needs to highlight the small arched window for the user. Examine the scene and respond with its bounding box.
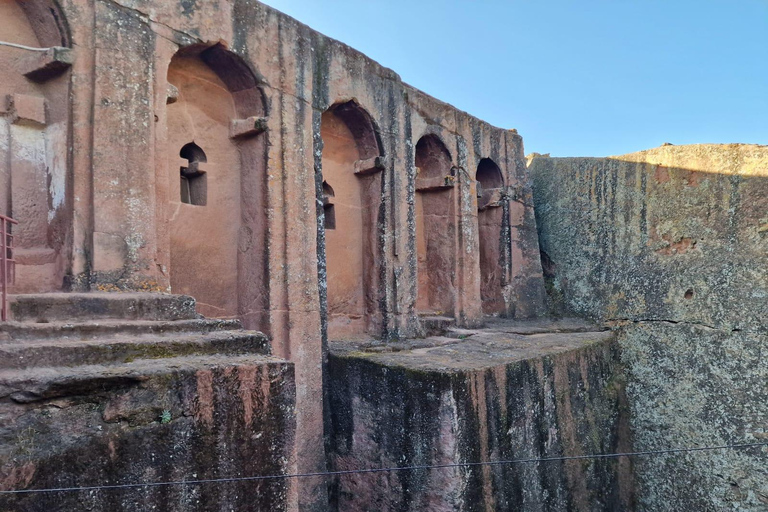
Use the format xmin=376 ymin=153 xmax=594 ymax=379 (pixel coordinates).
xmin=322 ymin=181 xmax=336 ymax=229
xmin=179 ymin=142 xmax=207 ymax=206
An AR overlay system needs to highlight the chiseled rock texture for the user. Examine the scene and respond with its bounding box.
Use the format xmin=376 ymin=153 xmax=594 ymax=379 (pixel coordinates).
xmin=327 ymin=321 xmax=634 ymax=511
xmin=529 ymin=144 xmax=768 ymax=510
xmin=529 ymin=144 xmax=767 ymax=330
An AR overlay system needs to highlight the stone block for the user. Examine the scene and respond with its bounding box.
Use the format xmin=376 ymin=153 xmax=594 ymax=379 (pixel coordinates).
xmin=230 ymin=116 xmax=268 ymax=138
xmin=354 ymin=155 xmax=386 ymax=175
xmin=415 ymin=175 xmax=455 ymax=191
xmin=92 ymin=231 xmax=127 ymax=272
xmin=0 ymin=356 xmax=296 ymax=512
xmin=0 ymin=95 xmax=11 ymax=114
xmin=328 ymin=324 xmax=632 ymax=511
xmin=9 ymin=292 xmax=198 ymax=322
xmin=10 ymin=94 xmax=46 ymax=127
xmin=18 ymin=47 xmax=73 ymax=83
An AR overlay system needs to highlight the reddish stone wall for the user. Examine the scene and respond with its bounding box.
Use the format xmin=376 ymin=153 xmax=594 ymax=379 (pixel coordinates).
xmin=477 ymin=158 xmax=507 ymax=315
xmin=0 ymin=0 xmax=71 ymax=293
xmin=415 ymin=134 xmax=457 ymax=316
xmin=321 ymin=105 xmax=384 ymax=339
xmin=166 ymin=54 xmax=241 ymax=318
xmin=1 ymin=1 xmax=548 ymax=509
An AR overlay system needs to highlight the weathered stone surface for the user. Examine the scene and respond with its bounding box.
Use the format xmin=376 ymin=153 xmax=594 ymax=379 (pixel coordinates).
xmin=0 ymin=317 xmax=242 ymax=341
xmin=617 ymin=322 xmax=767 ymax=511
xmin=0 ymin=330 xmax=269 ymax=370
xmin=9 ymin=293 xmax=197 ymax=322
xmin=8 ymin=94 xmax=46 ymax=126
xmin=0 ymin=292 xmax=295 ymax=512
xmin=530 ymin=144 xmax=768 ymax=510
xmin=328 ymin=320 xmax=633 ymax=511
xmin=0 ymin=355 xmax=296 ymax=512
xmin=529 ymin=144 xmax=768 ymax=331
xmin=18 ymin=47 xmax=73 ymax=83
xmin=229 ymin=116 xmax=268 ymax=139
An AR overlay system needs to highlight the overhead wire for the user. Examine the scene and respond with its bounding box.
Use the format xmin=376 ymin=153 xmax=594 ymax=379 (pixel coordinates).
xmin=0 ymin=41 xmax=52 ymax=52
xmin=0 ymin=441 xmax=765 ymax=495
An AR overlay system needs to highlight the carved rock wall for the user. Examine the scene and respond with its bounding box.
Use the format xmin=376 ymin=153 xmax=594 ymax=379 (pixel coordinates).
xmin=530 ymin=144 xmax=768 ymax=510
xmin=327 ymin=326 xmax=633 ymax=511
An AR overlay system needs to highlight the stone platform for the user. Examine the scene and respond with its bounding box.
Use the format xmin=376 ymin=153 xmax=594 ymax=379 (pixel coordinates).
xmin=0 ymin=293 xmax=295 ymax=512
xmin=327 ymin=318 xmax=634 ymax=511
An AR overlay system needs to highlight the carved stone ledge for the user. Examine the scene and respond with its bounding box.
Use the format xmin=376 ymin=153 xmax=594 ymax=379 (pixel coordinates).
xmin=19 ymin=47 xmax=73 ymax=83
xmin=230 ymin=116 xmax=268 ymax=139
xmin=415 ymin=175 xmax=455 ymax=191
xmin=354 ymin=155 xmax=387 ymax=175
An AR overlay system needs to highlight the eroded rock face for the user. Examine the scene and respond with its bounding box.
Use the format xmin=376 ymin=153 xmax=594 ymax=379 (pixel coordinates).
xmin=327 ymin=322 xmax=633 ymax=511
xmin=0 ymin=358 xmax=296 ymax=512
xmin=529 ymin=144 xmax=768 ymax=331
xmin=529 ymin=144 xmax=768 ymax=510
xmin=618 ymin=323 xmax=767 ymax=511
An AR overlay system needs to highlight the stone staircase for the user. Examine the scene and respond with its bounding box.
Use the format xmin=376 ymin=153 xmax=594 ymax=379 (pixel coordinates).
xmin=0 ymin=292 xmax=295 ymax=512
xmin=0 ymin=292 xmax=270 ymax=376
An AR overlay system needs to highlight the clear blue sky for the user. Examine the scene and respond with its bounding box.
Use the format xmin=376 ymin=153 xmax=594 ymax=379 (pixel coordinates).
xmin=261 ymin=0 xmax=767 ymax=157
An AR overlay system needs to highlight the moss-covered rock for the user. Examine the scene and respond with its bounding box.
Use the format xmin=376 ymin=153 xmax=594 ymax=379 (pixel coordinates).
xmin=327 ymin=325 xmax=633 ymax=511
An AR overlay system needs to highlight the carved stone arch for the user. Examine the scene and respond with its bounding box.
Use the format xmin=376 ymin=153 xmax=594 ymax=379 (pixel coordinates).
xmin=476 ymin=157 xmax=504 ymax=209
xmin=320 ymin=99 xmax=384 ymax=339
xmin=327 ymin=100 xmax=383 ymax=161
xmin=173 ymin=42 xmax=267 ymax=119
xmin=414 ymin=133 xmax=457 ymax=316
xmin=415 ymin=134 xmax=453 ymax=187
xmin=164 ymin=43 xmax=269 ymax=330
xmin=476 ymin=157 xmax=508 ymax=315
xmin=15 ymin=0 xmax=71 ymax=47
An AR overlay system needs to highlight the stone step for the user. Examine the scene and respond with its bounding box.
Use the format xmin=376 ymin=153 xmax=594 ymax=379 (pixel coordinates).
xmin=9 ymin=293 xmax=198 ymax=323
xmin=0 ymin=353 xmax=289 ymax=404
xmin=480 ymin=317 xmax=607 ymax=335
xmin=0 ymin=330 xmax=269 ymax=370
xmin=0 ymin=318 xmax=242 ymax=342
xmin=419 ymin=315 xmax=455 ymax=337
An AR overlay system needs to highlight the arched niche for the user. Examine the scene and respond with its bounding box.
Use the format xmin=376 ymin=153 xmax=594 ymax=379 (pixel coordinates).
xmin=165 ymin=44 xmax=268 ymax=327
xmin=414 ymin=134 xmax=456 ymax=316
xmin=476 ymin=158 xmax=507 ymax=315
xmin=320 ymin=100 xmax=384 ymax=339
xmin=0 ymin=0 xmax=71 ymax=293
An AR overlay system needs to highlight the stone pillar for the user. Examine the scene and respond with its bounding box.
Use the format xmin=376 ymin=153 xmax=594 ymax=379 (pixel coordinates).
xmin=89 ymin=1 xmax=159 ymax=289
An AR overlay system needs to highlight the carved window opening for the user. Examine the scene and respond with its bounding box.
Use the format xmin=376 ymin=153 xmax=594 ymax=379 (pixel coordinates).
xmin=179 ymin=142 xmax=207 ymax=206
xmin=476 ymin=158 xmax=504 ymax=210
xmin=322 ymin=181 xmax=336 ymax=230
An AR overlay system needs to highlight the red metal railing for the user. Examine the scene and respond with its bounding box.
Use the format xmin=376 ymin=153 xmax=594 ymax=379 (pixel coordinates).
xmin=0 ymin=214 xmax=17 ymax=321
